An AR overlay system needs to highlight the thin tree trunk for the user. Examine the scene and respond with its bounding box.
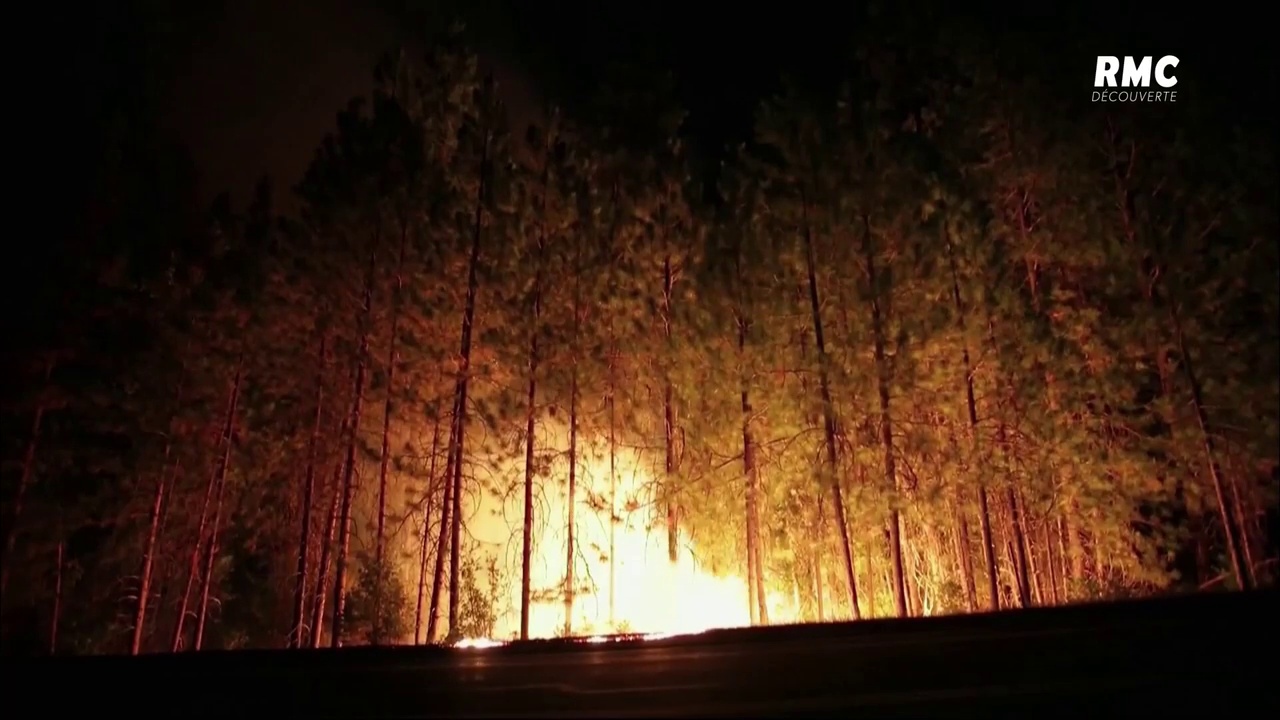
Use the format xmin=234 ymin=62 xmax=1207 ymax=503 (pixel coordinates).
xmin=1172 ymin=305 xmax=1252 ymax=591
xmin=943 ymin=224 xmax=989 ymax=612
xmin=1106 ymin=130 xmax=1252 ymax=592
xmin=194 ymin=366 xmax=242 ymax=651
xmin=290 ymin=334 xmax=326 ymax=648
xmin=800 ymin=191 xmax=859 ymax=618
xmin=1018 ymin=490 xmax=1042 ymax=605
xmin=427 ymin=400 xmax=459 ymax=643
xmin=519 ymin=306 xmax=539 ymax=641
xmin=607 ymin=327 xmax=618 ymax=630
xmin=172 ymin=370 xmax=238 ymax=652
xmin=446 ymin=125 xmax=490 ymax=640
xmin=1002 ymin=484 xmax=1031 ymax=607
xmin=414 ymin=410 xmax=443 ymax=645
xmin=132 ymin=363 xmax=187 ymax=654
xmin=737 ymin=270 xmax=768 ymax=626
xmin=1044 ymin=520 xmax=1061 ymax=604
xmin=332 ymin=244 xmax=379 ymax=648
xmin=310 ymin=463 xmax=341 ymax=649
xmin=517 ymin=148 xmax=547 ymax=635
xmin=372 ymin=221 xmax=410 ymax=644
xmin=603 ymin=182 xmax=623 ymax=631
xmin=662 ymin=255 xmax=679 ymax=564
xmin=1 ymin=357 xmax=54 ymax=605
xmin=861 ymin=214 xmax=907 ymax=619
xmin=564 ymin=242 xmax=584 ymax=637
xmin=50 ymin=540 xmax=63 ymax=655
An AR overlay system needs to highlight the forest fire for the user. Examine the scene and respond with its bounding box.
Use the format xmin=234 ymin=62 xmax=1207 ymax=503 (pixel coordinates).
xmin=450 ymin=444 xmax=799 ymax=643
xmin=1 ymin=20 xmax=1273 ymax=662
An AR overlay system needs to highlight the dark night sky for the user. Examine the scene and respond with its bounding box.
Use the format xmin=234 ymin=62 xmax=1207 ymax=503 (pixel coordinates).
xmin=29 ymin=0 xmax=1279 ymax=223
xmin=171 ymin=1 xmax=1270 ymax=208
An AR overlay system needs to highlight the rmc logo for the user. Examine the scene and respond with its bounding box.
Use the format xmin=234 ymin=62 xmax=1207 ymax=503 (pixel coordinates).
xmin=1092 ymin=55 xmax=1179 ymax=103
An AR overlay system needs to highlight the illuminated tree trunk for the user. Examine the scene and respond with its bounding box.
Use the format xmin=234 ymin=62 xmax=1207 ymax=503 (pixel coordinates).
xmin=1 ymin=357 xmax=54 ymax=606
xmin=1172 ymin=305 xmax=1253 ymax=590
xmin=606 ymin=323 xmax=618 ymax=629
xmin=310 ymin=461 xmax=341 ymax=649
xmin=172 ymin=370 xmax=238 ymax=651
xmin=1106 ymin=131 xmax=1255 ymax=592
xmin=50 ymin=540 xmax=63 ymax=655
xmin=445 ymin=126 xmax=489 ymax=640
xmin=520 ymin=154 xmax=549 ymax=642
xmin=793 ymin=297 xmax=828 ymax=622
xmin=1044 ymin=521 xmax=1061 ymax=604
xmin=1019 ymin=490 xmax=1043 ymax=605
xmin=132 ymin=362 xmax=186 ymax=654
xmin=943 ymin=226 xmax=990 ymax=612
xmin=427 ymin=401 xmax=459 ymax=643
xmin=861 ymin=213 xmax=907 ymax=618
xmin=601 ymin=181 xmax=624 ymax=631
xmin=661 ymin=255 xmax=679 ymax=565
xmin=289 ymin=334 xmax=325 ymax=649
xmin=800 ymin=191 xmax=860 ymax=618
xmin=308 ymin=461 xmax=340 ymax=648
xmin=332 ymin=243 xmax=379 ymax=648
xmin=519 ymin=258 xmax=541 ymax=641
xmin=147 ymin=456 xmax=180 ymax=644
xmin=998 ymin=443 xmax=1032 ymax=607
xmin=372 ymin=219 xmax=409 ymax=646
xmin=414 ymin=409 xmax=442 ymax=645
xmin=195 ymin=365 xmax=242 ymax=650
xmin=564 ymin=263 xmax=582 ymax=637
xmin=737 ymin=274 xmax=768 ymax=626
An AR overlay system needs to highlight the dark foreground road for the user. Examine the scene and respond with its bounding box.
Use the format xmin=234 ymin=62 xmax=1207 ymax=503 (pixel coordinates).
xmin=10 ymin=589 xmax=1278 ymax=718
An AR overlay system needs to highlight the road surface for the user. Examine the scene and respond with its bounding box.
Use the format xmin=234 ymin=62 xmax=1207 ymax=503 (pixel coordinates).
xmin=11 ymin=589 xmax=1278 ymax=717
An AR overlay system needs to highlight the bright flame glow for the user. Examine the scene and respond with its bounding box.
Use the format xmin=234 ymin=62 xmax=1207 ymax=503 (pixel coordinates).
xmin=452 ymin=637 xmax=505 ymax=649
xmin=451 ymin=439 xmax=799 ymax=642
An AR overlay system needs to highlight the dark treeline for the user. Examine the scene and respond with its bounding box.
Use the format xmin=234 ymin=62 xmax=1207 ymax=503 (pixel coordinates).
xmin=2 ymin=13 xmax=1276 ymax=656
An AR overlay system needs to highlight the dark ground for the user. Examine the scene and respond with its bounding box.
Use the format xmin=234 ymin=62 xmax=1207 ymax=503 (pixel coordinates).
xmin=9 ymin=589 xmax=1277 ymax=718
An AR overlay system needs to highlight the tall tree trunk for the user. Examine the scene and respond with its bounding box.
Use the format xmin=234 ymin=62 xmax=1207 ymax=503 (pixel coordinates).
xmin=943 ymin=224 xmax=991 ymax=611
xmin=414 ymin=410 xmax=443 ymax=645
xmin=741 ymin=322 xmax=769 ymax=625
xmin=519 ymin=283 xmax=540 ymax=641
xmin=332 ymin=244 xmax=379 ymax=648
xmin=1044 ymin=521 xmax=1061 ymax=604
xmin=795 ymin=298 xmax=828 ymax=623
xmin=194 ymin=365 xmax=242 ymax=651
xmin=372 ymin=218 xmax=410 ymax=645
xmin=519 ymin=178 xmax=547 ymax=641
xmin=662 ymin=255 xmax=679 ymax=565
xmin=1106 ymin=130 xmax=1252 ymax=592
xmin=50 ymin=540 xmax=63 ymax=655
xmin=172 ymin=370 xmax=238 ymax=651
xmin=564 ymin=266 xmax=582 ymax=637
xmin=861 ymin=214 xmax=907 ymax=619
xmin=310 ymin=462 xmax=341 ymax=649
xmin=604 ymin=182 xmax=623 ymax=631
xmin=1002 ymin=476 xmax=1032 ymax=607
xmin=132 ymin=362 xmax=187 ymax=654
xmin=1018 ymin=490 xmax=1043 ymax=605
xmin=446 ymin=125 xmax=490 ymax=640
xmin=1 ymin=357 xmax=54 ymax=606
xmin=147 ymin=455 xmax=180 ymax=644
xmin=607 ymin=327 xmax=618 ymax=630
xmin=290 ymin=334 xmax=326 ymax=649
xmin=427 ymin=396 xmax=460 ymax=643
xmin=800 ymin=191 xmax=860 ymax=618
xmin=1172 ymin=305 xmax=1253 ymax=591
xmin=737 ymin=260 xmax=768 ymax=626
